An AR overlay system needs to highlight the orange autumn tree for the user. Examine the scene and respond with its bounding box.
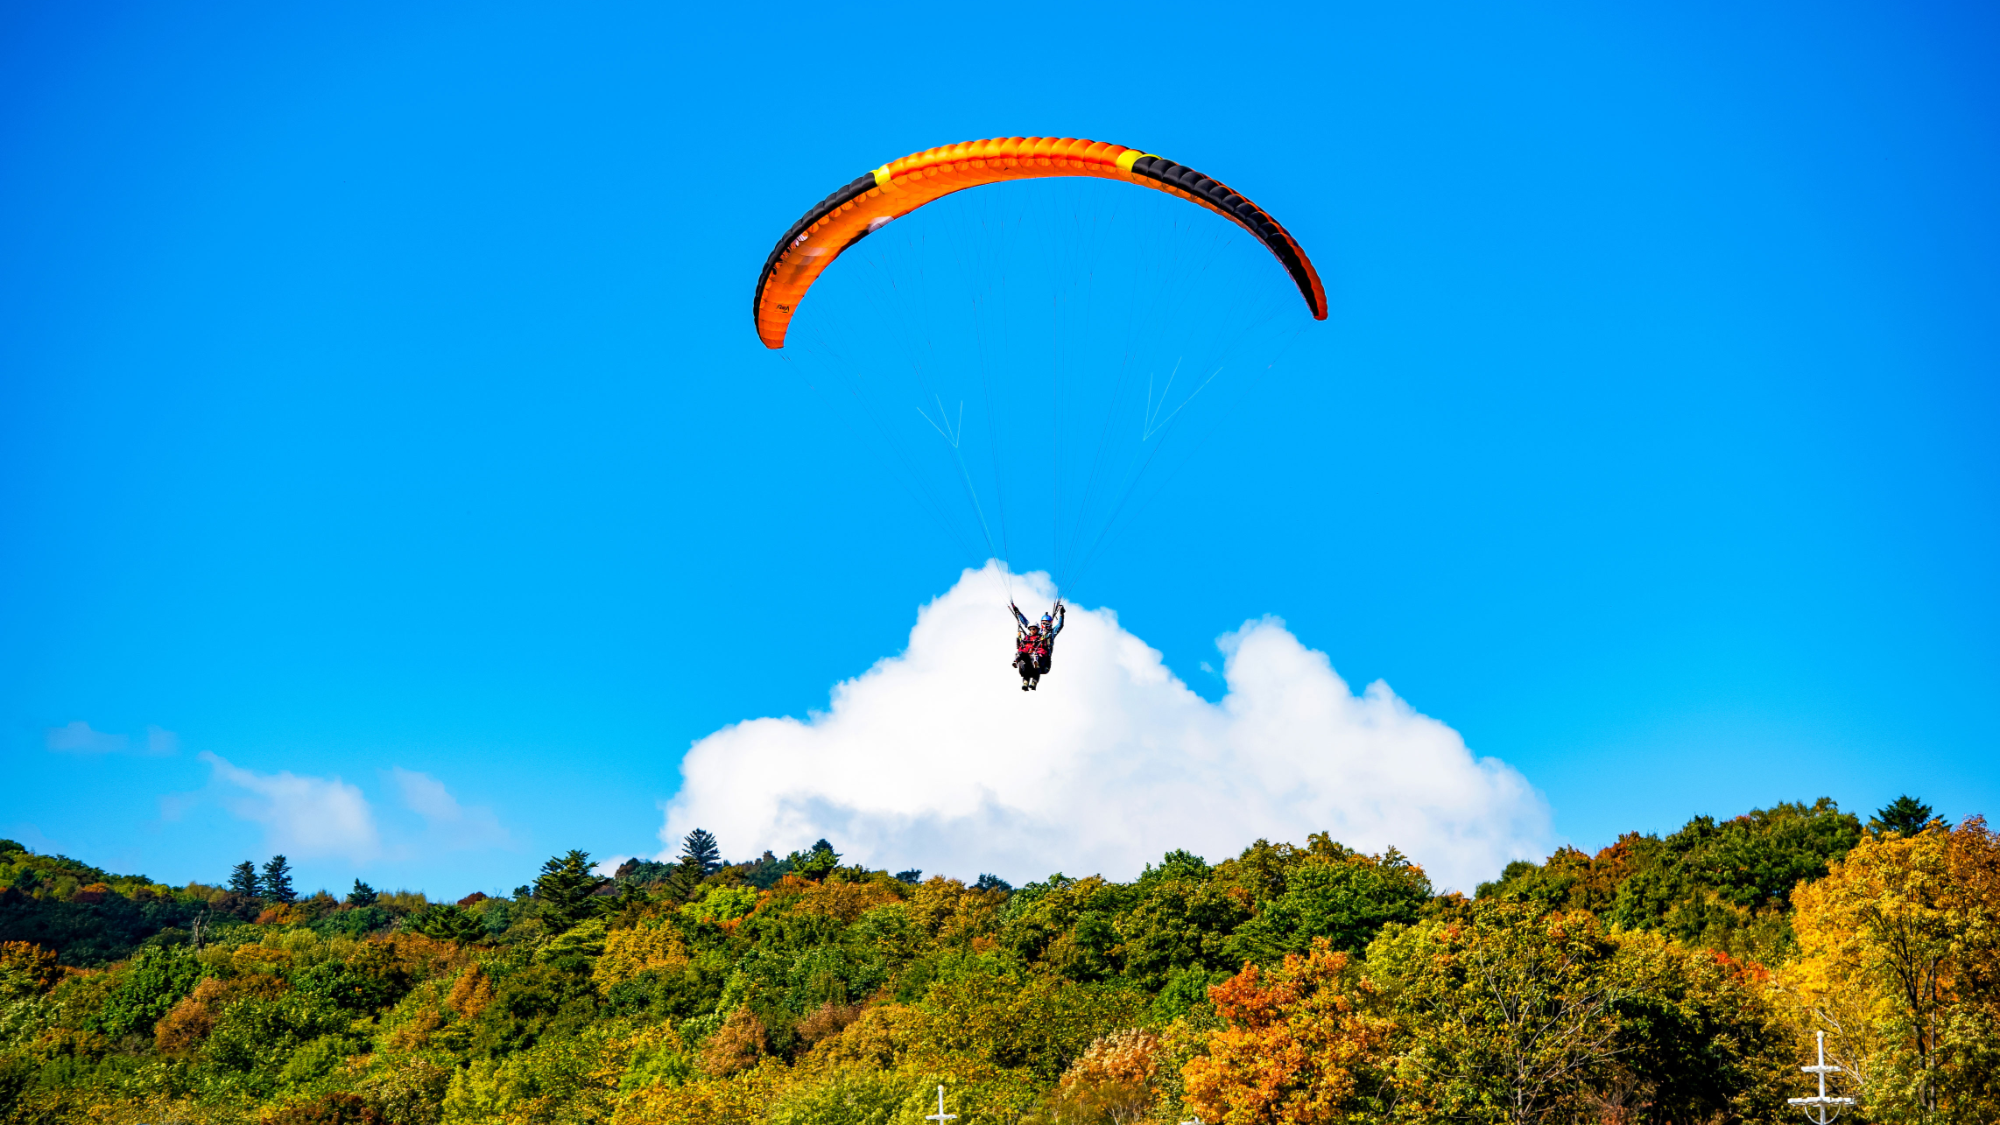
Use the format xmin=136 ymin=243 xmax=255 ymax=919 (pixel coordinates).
xmin=1182 ymin=938 xmax=1391 ymax=1125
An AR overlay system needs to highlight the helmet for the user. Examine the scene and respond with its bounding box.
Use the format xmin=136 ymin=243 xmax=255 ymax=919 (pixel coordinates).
xmin=1041 ymin=613 xmax=1054 ymax=624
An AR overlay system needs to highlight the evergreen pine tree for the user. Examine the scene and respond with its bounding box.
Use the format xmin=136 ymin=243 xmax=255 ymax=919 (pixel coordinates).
xmin=1870 ymin=794 xmax=1936 ymax=837
xmin=261 ymin=855 xmax=296 ymax=904
xmin=227 ymin=860 xmax=260 ymax=897
xmin=534 ymin=849 xmax=601 ymax=932
xmin=663 ymin=855 xmax=705 ymax=903
xmin=410 ymin=904 xmax=483 ymax=943
xmin=347 ymin=879 xmax=378 ymax=906
xmin=681 ymin=828 xmax=723 ymax=876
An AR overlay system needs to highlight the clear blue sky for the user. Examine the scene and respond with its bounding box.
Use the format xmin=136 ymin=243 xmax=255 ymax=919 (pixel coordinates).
xmin=3 ymin=1 xmax=1995 ymax=897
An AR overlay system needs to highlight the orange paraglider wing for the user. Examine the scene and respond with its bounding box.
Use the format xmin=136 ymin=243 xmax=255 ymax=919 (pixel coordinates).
xmin=752 ymin=137 xmax=1327 ymax=349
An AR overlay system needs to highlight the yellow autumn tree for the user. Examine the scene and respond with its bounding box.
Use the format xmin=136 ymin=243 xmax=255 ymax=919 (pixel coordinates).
xmin=594 ymin=917 xmax=691 ymax=993
xmin=1785 ymin=816 xmax=2000 ymax=1122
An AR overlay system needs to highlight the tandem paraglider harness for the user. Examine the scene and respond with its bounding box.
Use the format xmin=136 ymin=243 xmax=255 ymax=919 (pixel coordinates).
xmin=1010 ymin=602 xmax=1064 ymax=689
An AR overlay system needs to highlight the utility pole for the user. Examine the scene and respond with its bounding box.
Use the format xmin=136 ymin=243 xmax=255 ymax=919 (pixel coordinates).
xmin=1787 ymin=1030 xmax=1855 ymax=1124
xmin=925 ymin=1085 xmax=956 ymax=1125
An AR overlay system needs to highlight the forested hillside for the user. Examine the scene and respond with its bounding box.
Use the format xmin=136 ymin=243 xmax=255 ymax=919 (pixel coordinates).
xmin=2 ymin=794 xmax=1994 ymax=1124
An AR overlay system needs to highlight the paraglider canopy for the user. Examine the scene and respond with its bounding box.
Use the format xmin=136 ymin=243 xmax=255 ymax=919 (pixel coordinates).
xmin=758 ymin=136 xmax=1327 ymax=602
xmin=753 ymin=136 xmax=1328 ymax=349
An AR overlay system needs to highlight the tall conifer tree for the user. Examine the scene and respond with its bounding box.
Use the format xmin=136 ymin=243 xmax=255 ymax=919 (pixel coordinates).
xmin=1869 ymin=794 xmax=1936 ymax=837
xmin=261 ymin=855 xmax=296 ymax=904
xmin=681 ymin=828 xmax=723 ymax=876
xmin=227 ymin=860 xmax=260 ymax=897
xmin=534 ymin=850 xmax=600 ymax=932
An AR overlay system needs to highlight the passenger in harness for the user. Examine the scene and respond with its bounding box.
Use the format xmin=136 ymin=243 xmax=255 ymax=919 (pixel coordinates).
xmin=1009 ymin=601 xmax=1065 ymax=691
xmin=1013 ymin=624 xmax=1043 ymax=690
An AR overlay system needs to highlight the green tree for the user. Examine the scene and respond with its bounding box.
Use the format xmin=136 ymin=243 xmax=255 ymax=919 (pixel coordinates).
xmin=788 ymin=840 xmax=842 ymax=882
xmin=1629 ymin=800 xmax=1861 ymax=916
xmin=347 ymin=879 xmax=378 ymax=906
xmin=1606 ymin=930 xmax=1792 ymax=1122
xmin=88 ymin=944 xmax=206 ymax=1039
xmin=769 ymin=1067 xmax=930 ymax=1125
xmin=262 ymin=855 xmax=297 ymax=904
xmin=1479 ymin=801 xmax=1862 ymax=961
xmin=682 ymin=828 xmax=723 ymax=876
xmin=1597 ymin=799 xmax=1861 ymax=959
xmin=228 ymin=859 xmax=261 ymax=897
xmin=918 ymin=961 xmax=1146 ymax=1083
xmin=534 ymin=849 xmax=602 ymax=932
xmin=1233 ymin=848 xmax=1431 ymax=962
xmin=409 ymin=904 xmax=483 ymax=944
xmin=1000 ymin=874 xmax=1124 ymax=981
xmin=1369 ymin=901 xmax=1624 ymax=1125
xmin=200 ymin=987 xmax=354 ymax=1092
xmin=659 ymin=832 xmax=724 ymax=902
xmin=1114 ymin=854 xmax=1252 ymax=992
xmin=1870 ymin=795 xmax=1937 ymax=838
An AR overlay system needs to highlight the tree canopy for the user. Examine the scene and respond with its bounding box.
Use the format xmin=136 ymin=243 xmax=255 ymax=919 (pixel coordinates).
xmin=2 ymin=800 xmax=1994 ymax=1124
xmin=1868 ymin=795 xmax=1937 ymax=838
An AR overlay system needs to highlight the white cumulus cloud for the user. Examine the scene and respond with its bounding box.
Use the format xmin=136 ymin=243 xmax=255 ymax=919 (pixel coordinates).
xmin=662 ymin=564 xmax=1551 ymax=892
xmin=201 ymin=752 xmax=380 ymax=860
